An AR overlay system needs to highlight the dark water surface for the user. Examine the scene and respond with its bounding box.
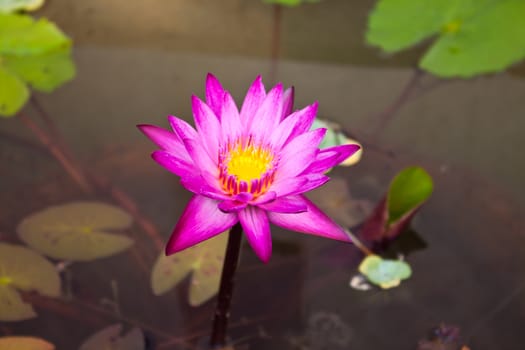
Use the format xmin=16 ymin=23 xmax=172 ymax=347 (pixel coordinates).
xmin=1 ymin=1 xmax=525 ymax=349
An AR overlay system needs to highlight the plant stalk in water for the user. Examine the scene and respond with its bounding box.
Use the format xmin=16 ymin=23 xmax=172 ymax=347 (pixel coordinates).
xmin=210 ymin=222 xmax=244 ymax=347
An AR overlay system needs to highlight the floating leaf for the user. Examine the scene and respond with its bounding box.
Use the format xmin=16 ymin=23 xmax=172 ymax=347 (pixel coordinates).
xmin=79 ymin=324 xmax=144 ymax=350
xmin=367 ymin=0 xmax=525 ymax=77
xmin=151 ymin=233 xmax=227 ymax=306
xmin=0 ymin=243 xmax=61 ymax=321
xmin=17 ymin=202 xmax=134 ymax=261
xmin=0 ymin=0 xmax=45 ymax=13
xmin=358 ymin=255 xmax=411 ymax=289
xmin=262 ymin=0 xmax=321 ymax=7
xmin=0 ymin=64 xmax=28 ymax=117
xmin=4 ymin=46 xmax=75 ymax=92
xmin=311 ymin=117 xmax=363 ymax=167
xmin=0 ymin=13 xmax=75 ymax=117
xmin=360 ymin=166 xmax=433 ymax=242
xmin=0 ymin=336 xmax=54 ymax=350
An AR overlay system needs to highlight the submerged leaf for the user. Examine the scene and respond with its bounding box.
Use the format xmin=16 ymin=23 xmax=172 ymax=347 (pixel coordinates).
xmin=358 ymin=255 xmax=411 ymax=289
xmin=367 ymin=0 xmax=525 ymax=77
xmin=0 ymin=0 xmax=45 ymax=13
xmin=17 ymin=202 xmax=134 ymax=261
xmin=311 ymin=117 xmax=363 ymax=167
xmin=79 ymin=324 xmax=144 ymax=350
xmin=0 ymin=64 xmax=28 ymax=117
xmin=0 ymin=336 xmax=54 ymax=350
xmin=360 ymin=166 xmax=433 ymax=242
xmin=151 ymin=233 xmax=227 ymax=306
xmin=0 ymin=243 xmax=61 ymax=321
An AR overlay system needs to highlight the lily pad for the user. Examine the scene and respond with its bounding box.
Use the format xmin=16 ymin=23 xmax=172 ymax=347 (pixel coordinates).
xmin=151 ymin=233 xmax=227 ymax=306
xmin=17 ymin=201 xmax=134 ymax=261
xmin=0 ymin=336 xmax=54 ymax=350
xmin=79 ymin=324 xmax=144 ymax=350
xmin=0 ymin=0 xmax=45 ymax=13
xmin=358 ymin=255 xmax=411 ymax=289
xmin=0 ymin=13 xmax=75 ymax=117
xmin=367 ymin=0 xmax=525 ymax=77
xmin=0 ymin=243 xmax=61 ymax=321
xmin=360 ymin=166 xmax=433 ymax=242
xmin=262 ymin=0 xmax=321 ymax=6
xmin=311 ymin=117 xmax=363 ymax=167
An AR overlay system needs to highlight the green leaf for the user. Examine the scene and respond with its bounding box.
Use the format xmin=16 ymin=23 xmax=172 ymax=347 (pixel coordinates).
xmin=0 ymin=0 xmax=45 ymax=14
xmin=0 ymin=63 xmax=28 ymax=117
xmin=17 ymin=202 xmax=134 ymax=261
xmin=311 ymin=117 xmax=362 ymax=167
xmin=262 ymin=0 xmax=321 ymax=6
xmin=0 ymin=243 xmax=61 ymax=321
xmin=151 ymin=233 xmax=227 ymax=306
xmin=79 ymin=324 xmax=144 ymax=350
xmin=0 ymin=14 xmax=71 ymax=56
xmin=4 ymin=46 xmax=75 ymax=92
xmin=358 ymin=255 xmax=411 ymax=289
xmin=0 ymin=336 xmax=54 ymax=350
xmin=387 ymin=166 xmax=433 ymax=224
xmin=367 ymin=0 xmax=525 ymax=77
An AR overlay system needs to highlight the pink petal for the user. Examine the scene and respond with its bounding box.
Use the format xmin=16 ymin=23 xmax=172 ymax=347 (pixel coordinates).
xmin=275 ymin=128 xmax=326 ymax=181
xmin=270 ymin=173 xmax=329 ymax=197
xmin=218 ymin=200 xmax=248 ymax=213
xmin=205 ymin=73 xmax=225 ymax=119
xmin=281 ymin=86 xmax=294 ymax=120
xmin=240 ymin=76 xmax=266 ymax=128
xmin=168 ymin=116 xmax=199 ymax=142
xmin=239 ymin=206 xmax=272 ymax=263
xmin=248 ymin=84 xmax=283 ymax=140
xmin=304 ymin=144 xmax=361 ymax=174
xmin=182 ymin=137 xmax=220 ymax=186
xmin=180 ymin=174 xmax=229 ymax=200
xmin=220 ymin=91 xmax=243 ymax=141
xmin=250 ymin=191 xmax=277 ymax=205
xmin=151 ymin=150 xmax=195 ymax=178
xmin=268 ymin=195 xmax=351 ymax=243
xmin=269 ymin=102 xmax=318 ymax=149
xmin=258 ymin=195 xmax=307 ymax=213
xmin=191 ymin=95 xmax=221 ymax=157
xmin=166 ymin=195 xmax=238 ymax=254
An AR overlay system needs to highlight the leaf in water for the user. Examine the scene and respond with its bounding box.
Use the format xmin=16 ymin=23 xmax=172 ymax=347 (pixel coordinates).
xmin=262 ymin=0 xmax=321 ymax=7
xmin=0 ymin=13 xmax=70 ymax=56
xmin=367 ymin=0 xmax=525 ymax=77
xmin=0 ymin=243 xmax=61 ymax=321
xmin=358 ymin=255 xmax=411 ymax=289
xmin=360 ymin=166 xmax=433 ymax=242
xmin=311 ymin=117 xmax=363 ymax=168
xmin=79 ymin=324 xmax=145 ymax=350
xmin=17 ymin=201 xmax=134 ymax=261
xmin=0 ymin=336 xmax=54 ymax=350
xmin=0 ymin=0 xmax=45 ymax=13
xmin=4 ymin=46 xmax=75 ymax=92
xmin=0 ymin=64 xmax=28 ymax=117
xmin=151 ymin=233 xmax=227 ymax=306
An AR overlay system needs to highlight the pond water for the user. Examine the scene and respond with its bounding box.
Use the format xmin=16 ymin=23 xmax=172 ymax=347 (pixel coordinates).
xmin=1 ymin=1 xmax=525 ymax=349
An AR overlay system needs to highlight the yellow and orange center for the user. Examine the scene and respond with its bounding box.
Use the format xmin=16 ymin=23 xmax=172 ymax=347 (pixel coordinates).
xmin=219 ymin=137 xmax=276 ymax=196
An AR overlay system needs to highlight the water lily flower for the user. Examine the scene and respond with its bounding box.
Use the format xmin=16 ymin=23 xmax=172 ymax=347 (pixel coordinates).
xmin=138 ymin=74 xmax=360 ymax=262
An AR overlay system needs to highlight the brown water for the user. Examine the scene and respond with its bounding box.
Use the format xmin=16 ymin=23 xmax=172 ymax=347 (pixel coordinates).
xmin=1 ymin=1 xmax=525 ymax=349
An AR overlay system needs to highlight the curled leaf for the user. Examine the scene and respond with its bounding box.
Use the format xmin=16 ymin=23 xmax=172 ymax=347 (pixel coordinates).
xmin=360 ymin=166 xmax=433 ymax=242
xmin=358 ymin=255 xmax=411 ymax=289
xmin=17 ymin=201 xmax=134 ymax=261
xmin=0 ymin=243 xmax=61 ymax=321
xmin=79 ymin=324 xmax=144 ymax=350
xmin=0 ymin=336 xmax=54 ymax=350
xmin=151 ymin=233 xmax=227 ymax=306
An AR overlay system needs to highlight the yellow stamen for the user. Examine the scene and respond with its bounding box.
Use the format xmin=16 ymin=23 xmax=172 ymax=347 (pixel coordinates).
xmin=226 ymin=143 xmax=274 ymax=182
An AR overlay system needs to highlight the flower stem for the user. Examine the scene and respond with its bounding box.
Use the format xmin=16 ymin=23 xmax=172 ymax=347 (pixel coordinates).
xmin=210 ymin=222 xmax=243 ymax=348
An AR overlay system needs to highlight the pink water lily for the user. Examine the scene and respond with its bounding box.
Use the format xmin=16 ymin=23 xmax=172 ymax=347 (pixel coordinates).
xmin=138 ymin=74 xmax=360 ymax=262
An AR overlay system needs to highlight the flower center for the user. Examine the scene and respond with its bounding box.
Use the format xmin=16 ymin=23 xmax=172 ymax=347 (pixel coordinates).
xmin=219 ymin=137 xmax=276 ymax=196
